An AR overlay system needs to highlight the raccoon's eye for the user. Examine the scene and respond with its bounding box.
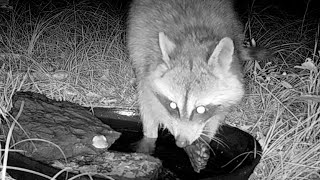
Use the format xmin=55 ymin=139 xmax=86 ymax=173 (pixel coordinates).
xmin=190 ymin=104 xmax=221 ymax=122
xmin=196 ymin=106 xmax=206 ymax=114
xmin=169 ymin=102 xmax=177 ymax=109
xmin=154 ymin=92 xmax=180 ymax=118
xmin=167 ymin=101 xmax=180 ymax=118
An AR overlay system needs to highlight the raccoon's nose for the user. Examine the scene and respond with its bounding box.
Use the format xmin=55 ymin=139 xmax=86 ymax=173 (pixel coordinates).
xmin=175 ymin=136 xmax=189 ymax=148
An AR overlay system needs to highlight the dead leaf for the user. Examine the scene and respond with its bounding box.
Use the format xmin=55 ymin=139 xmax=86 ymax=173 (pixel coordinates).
xmin=51 ymin=71 xmax=69 ymax=80
xmin=294 ymin=58 xmax=317 ymax=72
xmin=280 ymin=81 xmax=293 ymax=89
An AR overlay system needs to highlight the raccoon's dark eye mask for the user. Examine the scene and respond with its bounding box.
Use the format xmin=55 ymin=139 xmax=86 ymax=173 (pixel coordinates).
xmin=189 ymin=104 xmax=222 ymax=122
xmin=154 ymin=92 xmax=181 ymax=118
xmin=155 ymin=92 xmax=221 ymax=122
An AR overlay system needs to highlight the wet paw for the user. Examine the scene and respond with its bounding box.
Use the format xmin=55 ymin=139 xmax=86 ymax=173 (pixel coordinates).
xmin=184 ymin=140 xmax=210 ymax=173
xmin=131 ymin=137 xmax=156 ymax=154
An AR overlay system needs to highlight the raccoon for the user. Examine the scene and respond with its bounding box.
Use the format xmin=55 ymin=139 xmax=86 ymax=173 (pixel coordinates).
xmin=127 ymin=0 xmax=247 ymax=152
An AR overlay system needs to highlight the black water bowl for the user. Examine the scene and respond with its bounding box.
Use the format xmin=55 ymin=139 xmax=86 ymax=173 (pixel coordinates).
xmin=93 ymin=107 xmax=262 ymax=180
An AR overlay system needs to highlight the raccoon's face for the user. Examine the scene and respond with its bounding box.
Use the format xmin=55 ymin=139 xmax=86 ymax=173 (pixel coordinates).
xmin=151 ymin=32 xmax=244 ymax=148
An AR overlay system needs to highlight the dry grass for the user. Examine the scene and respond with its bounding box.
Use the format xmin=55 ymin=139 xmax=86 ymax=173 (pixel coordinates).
xmin=0 ymin=1 xmax=136 ymax=115
xmin=0 ymin=1 xmax=319 ymax=179
xmin=227 ymin=4 xmax=320 ymax=180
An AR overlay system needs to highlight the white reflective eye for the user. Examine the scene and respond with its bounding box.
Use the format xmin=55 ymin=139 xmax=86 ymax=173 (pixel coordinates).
xmin=196 ymin=106 xmax=205 ymax=114
xmin=169 ymin=102 xmax=177 ymax=109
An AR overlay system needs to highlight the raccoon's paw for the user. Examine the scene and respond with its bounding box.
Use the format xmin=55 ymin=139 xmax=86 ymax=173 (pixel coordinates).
xmin=131 ymin=136 xmax=157 ymax=154
xmin=184 ymin=141 xmax=210 ymax=173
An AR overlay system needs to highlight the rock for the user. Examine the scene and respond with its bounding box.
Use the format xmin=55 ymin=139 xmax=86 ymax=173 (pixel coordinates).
xmin=4 ymin=91 xmax=161 ymax=180
xmin=51 ymin=151 xmax=161 ymax=180
xmin=6 ymin=91 xmax=121 ymax=162
xmin=6 ymin=150 xmax=162 ymax=180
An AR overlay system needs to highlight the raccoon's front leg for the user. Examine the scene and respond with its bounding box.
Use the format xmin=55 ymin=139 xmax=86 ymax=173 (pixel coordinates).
xmin=134 ymin=83 xmax=160 ymax=153
xmin=135 ymin=114 xmax=159 ymax=153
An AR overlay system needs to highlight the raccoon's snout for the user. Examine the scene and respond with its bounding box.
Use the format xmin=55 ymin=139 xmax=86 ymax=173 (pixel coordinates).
xmin=175 ymin=135 xmax=190 ymax=148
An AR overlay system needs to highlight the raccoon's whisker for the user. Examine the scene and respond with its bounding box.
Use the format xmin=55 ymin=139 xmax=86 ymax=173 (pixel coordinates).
xmin=211 ymin=136 xmax=229 ymax=149
xmin=198 ymin=136 xmax=214 ymax=152
xmin=201 ymin=129 xmax=217 ymax=135
xmin=200 ymin=129 xmax=229 ymax=149
xmin=220 ymin=150 xmax=262 ymax=173
xmin=201 ymin=129 xmax=218 ymax=134
xmin=198 ymin=136 xmax=215 ymax=156
xmin=200 ymin=132 xmax=229 ymax=149
xmin=199 ymin=132 xmax=211 ymax=140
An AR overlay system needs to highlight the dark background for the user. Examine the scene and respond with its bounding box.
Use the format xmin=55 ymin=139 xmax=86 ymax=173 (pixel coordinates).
xmin=111 ymin=0 xmax=319 ymax=18
xmin=7 ymin=0 xmax=319 ymax=19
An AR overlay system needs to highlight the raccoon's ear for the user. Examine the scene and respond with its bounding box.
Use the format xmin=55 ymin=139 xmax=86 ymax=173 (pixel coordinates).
xmin=208 ymin=37 xmax=234 ymax=72
xmin=159 ymin=32 xmax=176 ymax=68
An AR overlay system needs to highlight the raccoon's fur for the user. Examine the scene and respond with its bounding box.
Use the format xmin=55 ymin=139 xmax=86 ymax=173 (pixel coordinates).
xmin=127 ymin=0 xmax=249 ymax=151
